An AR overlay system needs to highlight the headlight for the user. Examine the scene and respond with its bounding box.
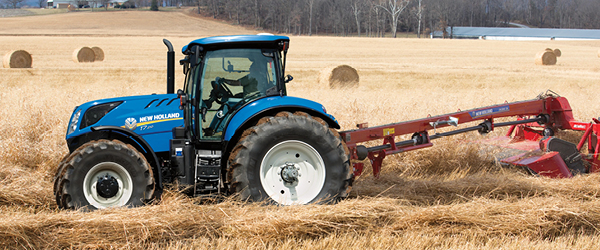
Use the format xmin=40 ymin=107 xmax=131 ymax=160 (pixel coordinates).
xmin=67 ymin=109 xmax=81 ymax=135
xmin=80 ymin=101 xmax=123 ymax=129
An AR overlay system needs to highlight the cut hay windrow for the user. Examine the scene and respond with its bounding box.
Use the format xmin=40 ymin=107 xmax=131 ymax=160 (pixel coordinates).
xmin=3 ymin=50 xmax=32 ymax=68
xmin=535 ymin=51 xmax=557 ymax=65
xmin=1 ymin=194 xmax=600 ymax=249
xmin=91 ymin=46 xmax=105 ymax=61
xmin=72 ymin=47 xmax=95 ymax=63
xmin=319 ymin=65 xmax=359 ymax=88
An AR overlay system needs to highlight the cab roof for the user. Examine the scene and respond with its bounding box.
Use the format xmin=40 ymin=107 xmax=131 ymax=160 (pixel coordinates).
xmin=182 ymin=34 xmax=290 ymax=53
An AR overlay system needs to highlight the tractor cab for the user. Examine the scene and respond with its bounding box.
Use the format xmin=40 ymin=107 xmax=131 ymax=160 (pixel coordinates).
xmin=178 ymin=35 xmax=291 ymax=142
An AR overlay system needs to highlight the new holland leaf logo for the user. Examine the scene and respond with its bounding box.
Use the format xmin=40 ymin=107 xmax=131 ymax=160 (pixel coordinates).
xmin=125 ymin=117 xmax=137 ymax=130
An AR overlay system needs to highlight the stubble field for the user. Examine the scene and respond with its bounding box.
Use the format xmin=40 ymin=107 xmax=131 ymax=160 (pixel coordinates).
xmin=1 ymin=9 xmax=600 ymax=249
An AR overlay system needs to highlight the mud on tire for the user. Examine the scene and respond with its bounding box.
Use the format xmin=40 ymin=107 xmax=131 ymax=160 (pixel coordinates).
xmin=54 ymin=140 xmax=154 ymax=210
xmin=227 ymin=112 xmax=352 ymax=205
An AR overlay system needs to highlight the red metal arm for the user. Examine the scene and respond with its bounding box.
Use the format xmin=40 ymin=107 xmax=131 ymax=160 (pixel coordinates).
xmin=339 ymin=95 xmax=583 ymax=178
xmin=342 ymin=98 xmax=546 ymax=146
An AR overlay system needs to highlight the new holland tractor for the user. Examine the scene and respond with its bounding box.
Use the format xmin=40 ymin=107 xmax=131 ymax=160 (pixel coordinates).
xmin=54 ymin=35 xmax=353 ymax=209
xmin=54 ymin=34 xmax=600 ymax=210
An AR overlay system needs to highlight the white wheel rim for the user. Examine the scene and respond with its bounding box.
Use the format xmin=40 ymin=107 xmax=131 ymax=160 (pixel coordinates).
xmin=83 ymin=162 xmax=133 ymax=209
xmin=260 ymin=140 xmax=326 ymax=205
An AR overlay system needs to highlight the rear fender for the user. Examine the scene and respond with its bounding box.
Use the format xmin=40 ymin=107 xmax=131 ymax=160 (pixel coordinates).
xmin=223 ymin=96 xmax=339 ymax=142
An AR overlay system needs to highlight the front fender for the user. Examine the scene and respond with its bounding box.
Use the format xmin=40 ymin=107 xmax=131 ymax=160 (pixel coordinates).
xmin=66 ymin=126 xmax=164 ymax=196
xmin=224 ymin=96 xmax=339 ymax=141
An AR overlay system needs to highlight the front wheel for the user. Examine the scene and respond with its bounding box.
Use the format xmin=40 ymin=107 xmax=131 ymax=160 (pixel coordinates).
xmin=227 ymin=112 xmax=352 ymax=205
xmin=54 ymin=140 xmax=155 ymax=210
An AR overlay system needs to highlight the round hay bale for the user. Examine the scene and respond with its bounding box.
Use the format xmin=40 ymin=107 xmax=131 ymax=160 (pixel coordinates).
xmin=91 ymin=46 xmax=104 ymax=61
xmin=535 ymin=51 xmax=557 ymax=66
xmin=72 ymin=47 xmax=95 ymax=63
xmin=553 ymin=48 xmax=561 ymax=57
xmin=3 ymin=50 xmax=32 ymax=68
xmin=545 ymin=48 xmax=553 ymax=52
xmin=320 ymin=65 xmax=359 ymax=88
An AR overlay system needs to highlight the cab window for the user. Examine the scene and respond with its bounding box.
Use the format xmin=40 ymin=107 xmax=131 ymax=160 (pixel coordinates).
xmin=198 ymin=48 xmax=277 ymax=140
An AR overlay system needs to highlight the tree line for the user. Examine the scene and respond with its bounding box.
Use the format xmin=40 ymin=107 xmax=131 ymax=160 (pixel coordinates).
xmin=183 ymin=0 xmax=600 ymax=37
xmin=2 ymin=0 xmax=598 ymax=37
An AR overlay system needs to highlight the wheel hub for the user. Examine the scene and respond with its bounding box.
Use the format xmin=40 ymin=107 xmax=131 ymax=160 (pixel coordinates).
xmin=96 ymin=174 xmax=119 ymax=198
xmin=280 ymin=162 xmax=299 ymax=183
xmin=260 ymin=140 xmax=326 ymax=205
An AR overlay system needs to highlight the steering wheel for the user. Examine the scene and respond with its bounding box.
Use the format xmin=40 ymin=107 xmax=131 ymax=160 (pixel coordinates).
xmin=211 ymin=77 xmax=233 ymax=103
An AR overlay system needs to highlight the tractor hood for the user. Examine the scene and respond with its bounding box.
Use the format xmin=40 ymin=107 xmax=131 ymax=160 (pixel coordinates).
xmin=66 ymin=93 xmax=183 ymax=152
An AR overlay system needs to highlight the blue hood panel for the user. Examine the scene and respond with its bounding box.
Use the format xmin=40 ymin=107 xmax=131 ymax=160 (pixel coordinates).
xmin=67 ymin=95 xmax=337 ymax=153
xmin=67 ymin=94 xmax=183 ymax=153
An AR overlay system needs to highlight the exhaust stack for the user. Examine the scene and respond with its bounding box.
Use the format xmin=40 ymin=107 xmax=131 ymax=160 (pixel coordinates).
xmin=163 ymin=39 xmax=175 ymax=94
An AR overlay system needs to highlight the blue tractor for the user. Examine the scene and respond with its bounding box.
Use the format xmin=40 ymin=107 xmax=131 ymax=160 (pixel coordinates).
xmin=53 ymin=35 xmax=353 ymax=209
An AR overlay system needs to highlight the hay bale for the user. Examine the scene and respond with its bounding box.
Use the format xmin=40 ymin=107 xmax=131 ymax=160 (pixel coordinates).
xmin=320 ymin=65 xmax=359 ymax=88
xmin=535 ymin=51 xmax=557 ymax=65
xmin=553 ymin=48 xmax=561 ymax=57
xmin=91 ymin=46 xmax=104 ymax=61
xmin=3 ymin=50 xmax=32 ymax=68
xmin=545 ymin=48 xmax=553 ymax=52
xmin=72 ymin=47 xmax=95 ymax=63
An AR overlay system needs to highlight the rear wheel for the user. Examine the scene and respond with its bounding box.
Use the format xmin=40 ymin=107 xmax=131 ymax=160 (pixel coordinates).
xmin=227 ymin=112 xmax=352 ymax=205
xmin=54 ymin=140 xmax=155 ymax=210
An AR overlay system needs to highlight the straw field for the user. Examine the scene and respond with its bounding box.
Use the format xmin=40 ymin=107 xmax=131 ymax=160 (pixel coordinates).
xmin=1 ymin=9 xmax=600 ymax=249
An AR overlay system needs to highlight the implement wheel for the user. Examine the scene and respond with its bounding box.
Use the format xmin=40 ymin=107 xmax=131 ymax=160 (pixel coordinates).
xmin=54 ymin=140 xmax=154 ymax=210
xmin=227 ymin=112 xmax=352 ymax=205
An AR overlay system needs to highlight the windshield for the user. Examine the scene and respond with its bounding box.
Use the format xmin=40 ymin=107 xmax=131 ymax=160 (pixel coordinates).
xmin=202 ymin=49 xmax=277 ymax=100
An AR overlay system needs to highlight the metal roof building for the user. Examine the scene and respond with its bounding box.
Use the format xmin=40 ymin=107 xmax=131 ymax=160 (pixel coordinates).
xmin=433 ymin=27 xmax=600 ymax=40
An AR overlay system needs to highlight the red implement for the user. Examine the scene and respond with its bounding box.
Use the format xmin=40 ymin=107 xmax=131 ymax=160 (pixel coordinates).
xmin=340 ymin=91 xmax=599 ymax=179
xmin=501 ymin=151 xmax=573 ymax=178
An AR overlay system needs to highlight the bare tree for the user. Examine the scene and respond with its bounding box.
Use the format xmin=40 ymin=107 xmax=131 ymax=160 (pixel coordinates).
xmin=307 ymin=0 xmax=315 ymax=35
xmin=372 ymin=3 xmax=382 ymax=37
xmin=412 ymin=0 xmax=423 ymax=38
xmin=376 ymin=0 xmax=410 ymax=38
xmin=38 ymin=0 xmax=46 ymax=8
xmin=254 ymin=0 xmax=260 ymax=27
xmin=351 ymin=0 xmax=363 ymax=36
xmin=3 ymin=0 xmax=25 ymax=8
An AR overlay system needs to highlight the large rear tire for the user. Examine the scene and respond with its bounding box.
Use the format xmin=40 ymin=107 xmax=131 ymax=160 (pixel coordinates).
xmin=54 ymin=140 xmax=155 ymax=210
xmin=227 ymin=112 xmax=352 ymax=205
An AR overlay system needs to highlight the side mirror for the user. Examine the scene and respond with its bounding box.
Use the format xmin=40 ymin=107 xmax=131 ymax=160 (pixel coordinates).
xmin=227 ymin=61 xmax=234 ymax=72
xmin=180 ymin=58 xmax=189 ymax=75
xmin=177 ymin=89 xmax=187 ymax=110
xmin=190 ymin=46 xmax=202 ymax=68
xmin=284 ymin=75 xmax=293 ymax=83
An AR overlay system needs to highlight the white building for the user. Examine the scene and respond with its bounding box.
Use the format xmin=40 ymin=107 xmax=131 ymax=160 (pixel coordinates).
xmin=47 ymin=0 xmax=129 ymax=9
xmin=46 ymin=0 xmax=71 ymax=8
xmin=433 ymin=27 xmax=600 ymax=41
